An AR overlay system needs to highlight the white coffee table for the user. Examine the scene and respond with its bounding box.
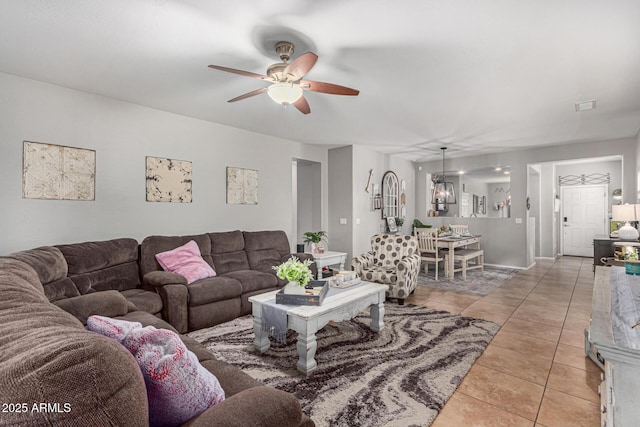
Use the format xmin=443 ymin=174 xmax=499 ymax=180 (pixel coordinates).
xmin=308 ymin=250 xmax=347 ymax=279
xmin=249 ymin=282 xmax=387 ymax=375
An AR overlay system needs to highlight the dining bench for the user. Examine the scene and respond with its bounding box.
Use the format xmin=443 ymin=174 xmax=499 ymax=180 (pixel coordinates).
xmin=445 ymin=249 xmax=484 ymax=281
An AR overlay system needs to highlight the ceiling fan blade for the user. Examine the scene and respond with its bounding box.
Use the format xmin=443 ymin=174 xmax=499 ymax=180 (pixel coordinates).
xmin=300 ymin=80 xmax=359 ymax=96
xmin=284 ymin=52 xmax=318 ymax=81
xmin=227 ymin=87 xmax=267 ymax=103
xmin=208 ymin=64 xmax=268 ymax=80
xmin=293 ymin=96 xmax=311 ymax=114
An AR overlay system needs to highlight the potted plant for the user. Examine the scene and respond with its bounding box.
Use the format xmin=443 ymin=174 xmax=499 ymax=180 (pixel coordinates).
xmin=272 ymin=256 xmax=314 ymax=294
xmin=303 ymin=231 xmax=328 ymax=254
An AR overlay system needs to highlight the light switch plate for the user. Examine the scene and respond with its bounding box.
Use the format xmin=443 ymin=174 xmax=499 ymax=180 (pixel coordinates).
xmin=339 ymin=218 xmax=347 ymax=225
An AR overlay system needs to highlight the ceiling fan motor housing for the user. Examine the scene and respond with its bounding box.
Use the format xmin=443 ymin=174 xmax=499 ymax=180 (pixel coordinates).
xmin=275 ymin=41 xmax=294 ymax=62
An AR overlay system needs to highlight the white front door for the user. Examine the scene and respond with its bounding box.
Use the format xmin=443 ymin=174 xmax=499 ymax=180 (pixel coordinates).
xmin=561 ymin=185 xmax=607 ymax=257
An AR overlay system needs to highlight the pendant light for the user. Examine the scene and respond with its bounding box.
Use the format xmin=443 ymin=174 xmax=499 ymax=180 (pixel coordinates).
xmin=431 ymin=147 xmax=457 ymax=205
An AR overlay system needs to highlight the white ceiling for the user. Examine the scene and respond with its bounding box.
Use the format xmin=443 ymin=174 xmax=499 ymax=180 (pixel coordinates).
xmin=1 ymin=0 xmax=639 ymax=162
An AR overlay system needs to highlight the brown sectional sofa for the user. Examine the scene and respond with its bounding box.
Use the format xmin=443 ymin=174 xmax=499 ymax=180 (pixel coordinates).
xmin=1 ymin=230 xmax=316 ymax=426
xmin=0 ymin=257 xmax=313 ymax=426
xmin=140 ymin=230 xmax=315 ymax=333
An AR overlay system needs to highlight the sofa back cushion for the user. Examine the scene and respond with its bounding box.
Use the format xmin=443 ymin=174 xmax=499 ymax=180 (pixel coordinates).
xmin=8 ymin=246 xmax=80 ymax=302
xmin=0 ymin=258 xmax=149 ymax=426
xmin=243 ymin=230 xmax=291 ymax=273
xmin=56 ymin=238 xmax=141 ymax=294
xmin=140 ymin=234 xmax=213 ymax=276
xmin=207 ymin=230 xmax=250 ymax=274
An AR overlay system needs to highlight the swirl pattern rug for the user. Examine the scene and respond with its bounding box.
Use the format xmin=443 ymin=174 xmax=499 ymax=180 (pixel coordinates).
xmin=187 ymin=304 xmax=499 ymax=427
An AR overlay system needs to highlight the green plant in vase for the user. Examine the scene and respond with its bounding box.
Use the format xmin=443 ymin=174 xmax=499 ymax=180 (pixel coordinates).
xmin=273 ymin=256 xmax=314 ymax=294
xmin=303 ymin=231 xmax=328 ymax=254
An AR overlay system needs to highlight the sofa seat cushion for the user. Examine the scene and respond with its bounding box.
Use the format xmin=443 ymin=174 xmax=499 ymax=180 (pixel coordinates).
xmin=188 ymin=277 xmax=243 ymax=306
xmin=222 ymin=270 xmax=278 ymax=293
xmin=361 ymin=265 xmax=397 ymax=285
xmin=87 ymin=316 xmax=225 ymax=427
xmin=121 ymin=288 xmax=163 ymax=315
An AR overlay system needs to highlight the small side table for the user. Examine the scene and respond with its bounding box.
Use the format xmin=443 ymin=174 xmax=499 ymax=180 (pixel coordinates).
xmin=308 ymin=251 xmax=347 ymax=280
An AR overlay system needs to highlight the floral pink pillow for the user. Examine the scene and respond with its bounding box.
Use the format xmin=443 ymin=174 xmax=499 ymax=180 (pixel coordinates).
xmin=155 ymin=240 xmax=216 ymax=284
xmin=87 ymin=316 xmax=225 ymax=427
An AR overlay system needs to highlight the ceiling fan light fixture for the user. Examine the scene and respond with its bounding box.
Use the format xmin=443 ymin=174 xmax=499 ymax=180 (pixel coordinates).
xmin=266 ymin=82 xmax=303 ymax=105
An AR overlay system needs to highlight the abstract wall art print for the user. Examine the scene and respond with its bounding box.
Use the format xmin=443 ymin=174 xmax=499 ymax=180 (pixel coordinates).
xmin=145 ymin=156 xmax=192 ymax=203
xmin=22 ymin=141 xmax=96 ymax=201
xmin=226 ymin=167 xmax=258 ymax=205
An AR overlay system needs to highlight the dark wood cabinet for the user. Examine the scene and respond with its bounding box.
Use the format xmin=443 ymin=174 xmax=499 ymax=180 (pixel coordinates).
xmin=593 ymin=235 xmax=619 ymax=272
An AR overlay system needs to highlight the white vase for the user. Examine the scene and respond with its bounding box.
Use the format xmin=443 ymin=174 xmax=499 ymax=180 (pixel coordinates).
xmin=283 ymin=281 xmax=307 ymax=295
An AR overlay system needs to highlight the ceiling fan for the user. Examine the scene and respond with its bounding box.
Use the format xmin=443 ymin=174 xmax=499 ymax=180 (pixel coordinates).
xmin=208 ymin=41 xmax=359 ymax=114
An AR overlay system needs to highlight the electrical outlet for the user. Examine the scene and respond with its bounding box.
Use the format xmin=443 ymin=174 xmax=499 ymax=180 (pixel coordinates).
xmin=515 ymin=218 xmax=523 ymax=224
xmin=339 ymin=218 xmax=347 ymax=225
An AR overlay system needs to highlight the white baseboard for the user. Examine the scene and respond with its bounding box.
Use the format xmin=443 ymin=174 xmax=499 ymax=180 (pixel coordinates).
xmin=483 ymin=263 xmax=525 ymax=270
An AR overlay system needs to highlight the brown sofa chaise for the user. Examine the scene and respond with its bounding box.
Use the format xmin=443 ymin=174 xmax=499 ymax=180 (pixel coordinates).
xmin=0 ymin=257 xmax=314 ymax=426
xmin=140 ymin=230 xmax=315 ymax=333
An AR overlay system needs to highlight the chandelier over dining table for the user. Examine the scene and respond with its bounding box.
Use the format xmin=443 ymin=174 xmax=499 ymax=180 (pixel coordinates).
xmin=431 ymin=147 xmax=457 ymax=205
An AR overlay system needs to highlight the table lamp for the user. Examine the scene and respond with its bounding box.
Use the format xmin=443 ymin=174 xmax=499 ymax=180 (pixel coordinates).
xmin=612 ymin=204 xmax=639 ymax=240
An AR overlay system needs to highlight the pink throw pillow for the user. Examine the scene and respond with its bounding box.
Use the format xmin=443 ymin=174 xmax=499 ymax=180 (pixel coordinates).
xmin=155 ymin=240 xmax=216 ymax=284
xmin=87 ymin=316 xmax=225 ymax=427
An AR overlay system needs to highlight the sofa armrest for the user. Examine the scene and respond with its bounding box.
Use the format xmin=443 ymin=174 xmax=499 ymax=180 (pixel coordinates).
xmin=143 ymin=271 xmax=188 ymax=288
xmin=157 ymin=284 xmax=189 ymax=333
xmin=184 ymin=386 xmax=306 ymax=427
xmin=53 ymin=290 xmax=131 ymax=325
xmin=351 ymin=251 xmax=376 ymax=276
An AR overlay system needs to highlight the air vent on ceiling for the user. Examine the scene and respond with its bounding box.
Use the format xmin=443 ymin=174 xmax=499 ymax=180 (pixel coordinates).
xmin=575 ymin=100 xmax=596 ymax=112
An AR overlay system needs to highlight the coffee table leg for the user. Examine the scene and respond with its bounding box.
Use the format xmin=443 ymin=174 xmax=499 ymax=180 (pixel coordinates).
xmin=296 ymin=331 xmax=318 ymax=375
xmin=370 ymin=301 xmax=385 ymax=332
xmin=252 ymin=313 xmax=271 ymax=353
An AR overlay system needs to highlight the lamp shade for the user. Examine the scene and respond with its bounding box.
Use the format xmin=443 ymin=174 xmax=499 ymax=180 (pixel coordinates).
xmin=612 ymin=204 xmax=637 ymax=222
xmin=266 ymin=83 xmax=303 ymax=105
xmin=613 ymin=204 xmax=639 ymax=240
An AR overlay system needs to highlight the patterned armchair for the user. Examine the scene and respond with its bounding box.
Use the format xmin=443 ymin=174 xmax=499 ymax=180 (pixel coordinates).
xmin=351 ymin=234 xmax=421 ymax=305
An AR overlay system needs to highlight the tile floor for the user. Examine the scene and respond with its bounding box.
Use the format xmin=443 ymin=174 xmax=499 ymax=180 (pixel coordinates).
xmin=406 ymin=256 xmax=602 ymax=427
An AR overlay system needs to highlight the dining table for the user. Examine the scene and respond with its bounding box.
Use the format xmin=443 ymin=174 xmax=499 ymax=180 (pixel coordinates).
xmin=437 ymin=234 xmax=482 ymax=278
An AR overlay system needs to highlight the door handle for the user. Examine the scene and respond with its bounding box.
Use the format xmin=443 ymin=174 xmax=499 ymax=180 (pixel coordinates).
xmin=563 ymin=224 xmax=570 ymax=227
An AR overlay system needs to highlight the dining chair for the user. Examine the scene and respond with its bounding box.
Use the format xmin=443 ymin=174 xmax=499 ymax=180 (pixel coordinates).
xmin=415 ymin=228 xmax=446 ymax=280
xmin=449 ymin=224 xmax=479 ymax=249
xmin=450 ymin=224 xmax=469 ymax=235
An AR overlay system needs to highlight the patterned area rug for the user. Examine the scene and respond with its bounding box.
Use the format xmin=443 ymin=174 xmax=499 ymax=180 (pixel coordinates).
xmin=417 ymin=265 xmax=519 ymax=296
xmin=187 ymin=304 xmax=499 ymax=427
